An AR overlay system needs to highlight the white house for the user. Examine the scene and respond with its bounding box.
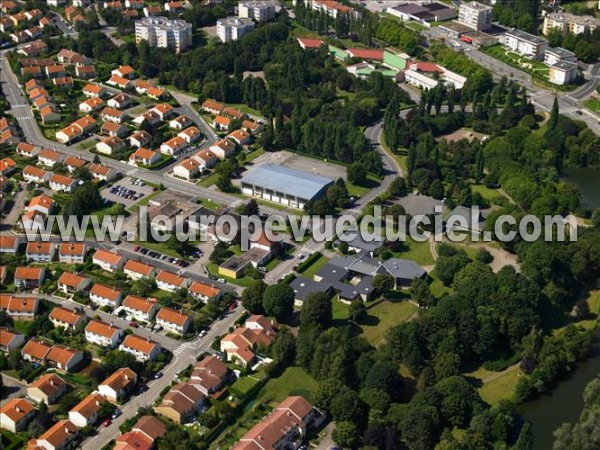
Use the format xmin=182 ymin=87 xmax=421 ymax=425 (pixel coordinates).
xmin=119 ymin=335 xmax=161 ymax=362
xmin=122 ymin=295 xmax=158 ymax=322
xmin=69 ymin=393 xmax=106 ymax=428
xmin=156 ymin=307 xmax=192 ymax=335
xmin=92 ymin=249 xmax=125 ymax=272
xmin=89 ymin=284 xmax=123 ymax=308
xmin=49 ymin=174 xmax=79 ymax=193
xmin=99 ymin=368 xmax=137 ymax=402
xmin=160 ymin=136 xmax=188 ymax=156
xmin=173 ymin=158 xmax=201 ymax=180
xmin=85 ymin=320 xmax=124 ymax=348
xmin=155 ymin=270 xmax=189 ymax=292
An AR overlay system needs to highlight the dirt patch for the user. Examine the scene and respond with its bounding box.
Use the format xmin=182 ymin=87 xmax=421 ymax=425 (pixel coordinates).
xmin=437 ymin=127 xmax=489 ymax=143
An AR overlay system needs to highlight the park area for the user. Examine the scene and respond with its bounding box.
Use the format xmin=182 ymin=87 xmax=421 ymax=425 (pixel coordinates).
xmin=483 ymin=45 xmax=550 ymax=81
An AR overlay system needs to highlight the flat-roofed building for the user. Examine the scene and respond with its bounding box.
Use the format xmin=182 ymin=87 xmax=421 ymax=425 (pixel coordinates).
xmin=503 ymin=29 xmax=549 ymax=60
xmin=240 ymin=163 xmax=333 ymax=209
xmin=216 ymin=16 xmax=254 ymax=42
xmin=135 ymin=16 xmax=192 ymax=53
xmin=458 ymin=2 xmax=492 ymax=31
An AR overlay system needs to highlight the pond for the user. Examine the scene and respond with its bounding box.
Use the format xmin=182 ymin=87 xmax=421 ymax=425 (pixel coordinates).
xmin=562 ymin=166 xmax=600 ymax=209
xmin=517 ymin=328 xmax=600 ymax=450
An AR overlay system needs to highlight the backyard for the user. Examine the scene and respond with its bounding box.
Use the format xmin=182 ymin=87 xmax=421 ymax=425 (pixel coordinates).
xmin=360 ymin=300 xmax=419 ymax=346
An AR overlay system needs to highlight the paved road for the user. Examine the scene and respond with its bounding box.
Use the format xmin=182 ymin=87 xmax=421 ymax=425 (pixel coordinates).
xmin=0 ymin=373 xmax=28 ymax=407
xmin=1 ymin=185 xmax=27 ymax=229
xmin=80 ymin=305 xmax=244 ymax=450
xmin=422 ymin=28 xmax=600 ymax=135
xmin=265 ymin=118 xmax=402 ymax=283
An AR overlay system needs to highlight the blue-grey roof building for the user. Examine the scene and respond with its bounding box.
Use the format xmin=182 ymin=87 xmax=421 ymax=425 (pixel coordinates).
xmin=240 ymin=163 xmax=334 ymax=209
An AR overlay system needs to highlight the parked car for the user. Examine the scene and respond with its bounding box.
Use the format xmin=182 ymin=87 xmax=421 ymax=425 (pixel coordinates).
xmin=111 ymin=409 xmax=121 ymax=419
xmin=102 ymin=419 xmax=112 ymax=427
xmin=128 ymin=321 xmax=138 ymax=328
xmin=153 ymin=372 xmax=163 ymax=379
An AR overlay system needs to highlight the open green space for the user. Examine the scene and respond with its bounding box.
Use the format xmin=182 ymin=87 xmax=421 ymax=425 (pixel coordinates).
xmin=360 ymin=300 xmax=418 ymax=346
xmin=197 ymin=172 xmax=219 ymax=187
xmin=347 ymin=174 xmax=381 ymax=198
xmin=298 ymin=254 xmax=330 ymax=278
xmin=255 ymin=366 xmax=318 ymax=405
xmin=471 ymin=184 xmax=503 ymax=205
xmin=584 ymin=98 xmax=600 ymax=114
xmin=393 ymin=236 xmax=435 ymax=266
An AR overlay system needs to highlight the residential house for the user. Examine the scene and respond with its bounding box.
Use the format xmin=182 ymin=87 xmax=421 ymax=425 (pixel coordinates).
xmin=169 ymin=115 xmax=192 ymax=130
xmin=220 ymin=315 xmax=276 ymax=367
xmin=178 ymin=126 xmax=202 ymax=144
xmin=84 ymin=320 xmax=124 ymax=348
xmin=40 ymin=108 xmax=61 ymax=126
xmin=46 ymin=345 xmax=84 ymax=371
xmin=57 ymin=272 xmax=92 ymax=294
xmin=16 ymin=142 xmax=41 ymax=159
xmin=28 ymin=420 xmax=79 ymax=450
xmin=27 ymin=373 xmax=68 ymax=404
xmin=106 ymin=75 xmax=132 ymax=89
xmin=82 ymin=83 xmax=106 ymax=98
xmin=114 ymin=415 xmax=166 ymax=450
xmin=38 ymin=148 xmax=64 ymax=167
xmin=49 ymin=306 xmax=86 ymax=332
xmin=0 ymin=295 xmax=40 ymax=320
xmin=69 ymin=393 xmax=107 ymax=428
xmin=26 ymin=194 xmax=54 ymax=218
xmin=0 ymin=327 xmax=25 ymax=353
xmin=111 ymin=65 xmax=135 ymax=79
xmin=23 ymin=165 xmax=50 ymax=184
xmin=96 ymin=136 xmax=125 ymax=155
xmin=101 ymin=122 xmax=129 ymax=138
xmin=57 ymin=49 xmax=91 ymax=65
xmin=99 ymin=368 xmax=137 ymax=402
xmin=79 ymin=97 xmax=105 ymax=113
xmin=29 ymin=420 xmax=79 ymax=450
xmin=234 ymin=396 xmax=320 ymax=450
xmin=21 ymin=338 xmax=51 ymax=365
xmin=189 ymin=281 xmax=221 ymax=303
xmin=0 ymin=398 xmax=35 ymax=432
xmin=129 ymin=148 xmax=162 ymax=166
xmin=191 ymin=355 xmax=230 ymax=396
xmin=119 ymin=335 xmax=161 ymax=362
xmin=147 ymin=87 xmax=166 ymax=100
xmin=241 ymin=119 xmax=263 ymax=134
xmin=201 ymin=99 xmax=224 ymax=115
xmin=150 ymin=103 xmax=175 ymax=121
xmin=64 ymin=156 xmax=88 ymax=173
xmin=75 ymin=65 xmax=97 ymax=79
xmin=45 ymin=64 xmax=66 ymax=78
xmin=101 ymin=107 xmax=128 ymax=124
xmin=213 ymin=115 xmax=231 ymax=131
xmin=14 ymin=266 xmax=45 ymax=289
xmin=89 ymin=284 xmax=123 ymax=308
xmin=154 ymin=382 xmax=205 ymax=424
xmin=26 ymin=241 xmax=55 ymax=262
xmin=156 ymin=307 xmax=192 ymax=335
xmin=226 ymin=129 xmax=251 ymax=146
xmin=0 ymin=235 xmax=19 ymax=254
xmin=123 ymin=260 xmax=156 ymax=280
xmin=155 ymin=270 xmax=189 ymax=292
xmin=49 ymin=174 xmax=79 ymax=193
xmin=209 ymin=139 xmax=236 ymax=159
xmin=0 ymin=157 xmax=17 ymax=176
xmin=129 ymin=130 xmax=152 ymax=148
xmin=58 ymin=243 xmax=87 ymax=263
xmin=173 ymin=157 xmax=201 ymax=180
xmin=107 ymin=93 xmax=133 ymax=110
xmin=122 ymin=295 xmax=158 ymax=322
xmin=190 ymin=149 xmax=217 ymax=171
xmin=160 ymin=136 xmax=187 ymax=156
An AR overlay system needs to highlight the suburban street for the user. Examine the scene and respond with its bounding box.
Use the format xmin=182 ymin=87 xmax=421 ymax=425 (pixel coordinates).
xmin=80 ymin=305 xmax=243 ymax=450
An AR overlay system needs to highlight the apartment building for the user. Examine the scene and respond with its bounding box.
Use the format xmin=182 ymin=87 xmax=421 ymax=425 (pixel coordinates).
xmin=503 ymin=29 xmax=549 ymax=60
xmin=216 ymin=16 xmax=254 ymax=42
xmin=238 ymin=1 xmax=276 ymax=22
xmin=458 ymin=1 xmax=492 ymax=31
xmin=543 ymin=12 xmax=600 ymax=36
xmin=135 ymin=16 xmax=192 ymax=53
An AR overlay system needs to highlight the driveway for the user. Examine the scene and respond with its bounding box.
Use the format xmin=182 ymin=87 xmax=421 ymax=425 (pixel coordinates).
xmin=0 ymin=373 xmax=27 ymax=406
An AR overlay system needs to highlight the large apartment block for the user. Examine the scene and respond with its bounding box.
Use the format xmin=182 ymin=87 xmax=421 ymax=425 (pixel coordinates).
xmin=503 ymin=29 xmax=549 ymax=60
xmin=216 ymin=16 xmax=254 ymax=42
xmin=238 ymin=1 xmax=276 ymax=22
xmin=135 ymin=16 xmax=192 ymax=53
xmin=458 ymin=1 xmax=492 ymax=31
xmin=543 ymin=12 xmax=600 ymax=36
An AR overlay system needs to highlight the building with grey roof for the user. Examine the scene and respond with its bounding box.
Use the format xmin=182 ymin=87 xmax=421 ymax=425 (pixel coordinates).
xmin=333 ymin=232 xmax=385 ymax=256
xmin=544 ymin=47 xmax=577 ymax=66
xmin=240 ymin=163 xmax=334 ymax=209
xmin=290 ymin=276 xmax=334 ymax=306
xmin=503 ymin=29 xmax=549 ymax=60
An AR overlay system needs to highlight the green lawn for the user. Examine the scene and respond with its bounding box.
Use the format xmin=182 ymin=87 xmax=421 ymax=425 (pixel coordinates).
xmin=392 ymin=236 xmax=435 ymax=266
xmin=347 ymin=175 xmax=380 ymax=198
xmin=471 ymin=184 xmax=503 ymax=205
xmin=197 ymin=172 xmax=219 ymax=187
xmin=584 ymin=98 xmax=600 ymax=114
xmin=360 ymin=300 xmax=418 ymax=346
xmin=229 ymin=374 xmax=262 ymax=398
xmin=206 ymin=262 xmax=256 ymax=287
xmin=255 ymin=366 xmax=318 ymax=405
xmin=198 ymin=198 xmax=221 ymax=210
xmin=332 ymin=298 xmax=350 ymax=321
xmin=226 ymin=103 xmax=263 ymax=117
xmin=1 ymin=430 xmax=25 ymax=450
xmin=245 ymin=148 xmax=265 ymax=162
xmin=476 ymin=367 xmax=521 ymax=405
xmin=299 ymin=254 xmax=330 ymax=278
xmin=587 ymin=290 xmax=600 ymax=315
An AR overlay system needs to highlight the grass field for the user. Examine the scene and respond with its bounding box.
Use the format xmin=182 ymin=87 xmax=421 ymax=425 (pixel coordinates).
xmin=477 ymin=367 xmax=521 ymax=405
xmin=197 ymin=172 xmax=219 ymax=187
xmin=332 ymin=298 xmax=350 ymax=321
xmin=471 ymin=184 xmax=503 ymax=205
xmin=588 ymin=290 xmax=600 ymax=315
xmin=347 ymin=175 xmax=381 ymax=198
xmin=255 ymin=366 xmax=318 ymax=405
xmin=360 ymin=300 xmax=418 ymax=346
xmin=299 ymin=254 xmax=330 ymax=279
xmin=584 ymin=98 xmax=600 ymax=114
xmin=393 ymin=236 xmax=435 ymax=266
xmin=198 ymin=198 xmax=221 ymax=210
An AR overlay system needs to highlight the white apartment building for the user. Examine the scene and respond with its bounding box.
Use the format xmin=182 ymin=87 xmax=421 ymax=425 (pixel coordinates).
xmin=544 ymin=47 xmax=577 ymax=67
xmin=503 ymin=29 xmax=549 ymax=60
xmin=135 ymin=16 xmax=192 ymax=53
xmin=549 ymin=61 xmax=578 ymax=86
xmin=458 ymin=2 xmax=492 ymax=31
xmin=543 ymin=12 xmax=600 ymax=36
xmin=238 ymin=1 xmax=276 ymax=22
xmin=216 ymin=16 xmax=254 ymax=42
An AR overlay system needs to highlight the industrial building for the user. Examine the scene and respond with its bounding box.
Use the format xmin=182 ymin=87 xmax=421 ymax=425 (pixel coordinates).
xmin=240 ymin=163 xmax=333 ymax=209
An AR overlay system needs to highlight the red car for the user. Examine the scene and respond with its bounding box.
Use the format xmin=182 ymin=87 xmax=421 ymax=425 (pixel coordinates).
xmin=102 ymin=419 xmax=112 ymax=427
xmin=128 ymin=322 xmax=138 ymax=328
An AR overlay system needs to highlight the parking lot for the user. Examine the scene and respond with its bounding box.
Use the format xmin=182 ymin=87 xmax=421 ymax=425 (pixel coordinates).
xmin=100 ymin=176 xmax=157 ymax=208
xmin=247 ymin=150 xmax=347 ymax=181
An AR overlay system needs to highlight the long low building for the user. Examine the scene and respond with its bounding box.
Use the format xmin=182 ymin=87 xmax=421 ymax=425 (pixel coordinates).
xmin=240 ymin=163 xmax=334 ymax=209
